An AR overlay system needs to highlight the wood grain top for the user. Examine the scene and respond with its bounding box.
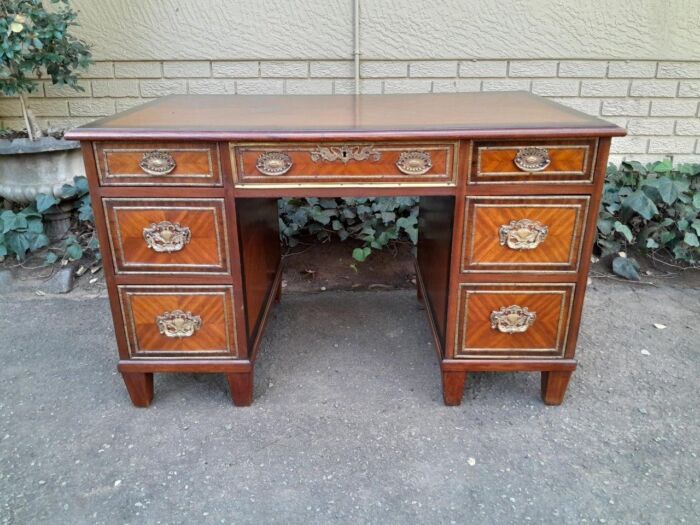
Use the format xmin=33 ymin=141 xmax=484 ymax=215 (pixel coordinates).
xmin=66 ymin=92 xmax=626 ymax=141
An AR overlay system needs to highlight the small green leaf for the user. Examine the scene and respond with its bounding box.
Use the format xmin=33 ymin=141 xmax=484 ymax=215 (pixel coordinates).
xmin=646 ymin=238 xmax=659 ymax=249
xmin=44 ymin=252 xmax=59 ymax=265
xmin=622 ymin=190 xmax=658 ymax=220
xmin=36 ymin=193 xmax=59 ymax=212
xmin=612 ymin=256 xmax=641 ymax=281
xmin=652 ymin=160 xmax=673 ymax=173
xmin=65 ymin=243 xmax=83 ymax=261
xmin=656 ymin=177 xmax=678 ymax=205
xmin=684 ymin=232 xmax=700 ymax=247
xmin=352 ymin=246 xmax=371 ymax=262
xmin=613 ymin=221 xmax=633 ymax=242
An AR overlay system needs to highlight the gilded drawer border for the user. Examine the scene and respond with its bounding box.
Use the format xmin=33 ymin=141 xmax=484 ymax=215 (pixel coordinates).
xmin=118 ymin=285 xmax=239 ymax=359
xmin=94 ymin=144 xmax=222 ymax=186
xmin=103 ymin=198 xmax=230 ymax=275
xmin=453 ymin=283 xmax=575 ymax=359
xmin=460 ymin=196 xmax=590 ymax=274
xmin=471 ymin=141 xmax=597 ymax=184
xmin=230 ymin=141 xmax=460 ymax=188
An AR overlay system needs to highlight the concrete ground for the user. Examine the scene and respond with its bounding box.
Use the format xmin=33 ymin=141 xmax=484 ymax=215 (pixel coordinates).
xmin=0 ymin=282 xmax=698 ymax=524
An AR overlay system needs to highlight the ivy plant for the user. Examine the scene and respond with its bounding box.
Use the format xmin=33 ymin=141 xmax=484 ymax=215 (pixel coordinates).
xmin=278 ymin=197 xmax=419 ymax=262
xmin=0 ymin=0 xmax=92 ymax=139
xmin=597 ymin=160 xmax=700 ymax=279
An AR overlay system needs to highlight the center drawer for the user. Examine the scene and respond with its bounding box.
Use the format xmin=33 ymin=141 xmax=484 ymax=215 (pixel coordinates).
xmin=103 ymin=198 xmax=230 ymax=275
xmin=231 ymin=142 xmax=458 ymax=187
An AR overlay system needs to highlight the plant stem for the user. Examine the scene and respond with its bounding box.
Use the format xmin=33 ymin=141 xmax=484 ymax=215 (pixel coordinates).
xmin=18 ymin=93 xmax=35 ymax=141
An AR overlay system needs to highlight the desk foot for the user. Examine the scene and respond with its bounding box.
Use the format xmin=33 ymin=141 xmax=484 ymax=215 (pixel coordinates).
xmin=274 ymin=280 xmax=282 ymax=303
xmin=121 ymin=372 xmax=154 ymax=407
xmin=541 ymin=371 xmax=572 ymax=406
xmin=227 ymin=370 xmax=254 ymax=406
xmin=441 ymin=370 xmax=466 ymax=406
xmin=416 ymin=281 xmax=424 ymax=303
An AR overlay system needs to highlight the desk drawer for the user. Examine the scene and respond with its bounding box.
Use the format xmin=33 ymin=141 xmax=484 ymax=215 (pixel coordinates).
xmin=94 ymin=142 xmax=222 ymax=186
xmin=118 ymin=285 xmax=239 ymax=359
xmin=461 ymin=196 xmax=589 ymax=273
xmin=232 ymin=142 xmax=457 ymax=187
xmin=471 ymin=139 xmax=596 ymax=184
xmin=454 ymin=284 xmax=574 ymax=359
xmin=103 ymin=198 xmax=230 ymax=275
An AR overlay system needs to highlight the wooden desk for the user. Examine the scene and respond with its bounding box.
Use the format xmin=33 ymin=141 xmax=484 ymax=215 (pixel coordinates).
xmin=66 ymin=92 xmax=625 ymax=407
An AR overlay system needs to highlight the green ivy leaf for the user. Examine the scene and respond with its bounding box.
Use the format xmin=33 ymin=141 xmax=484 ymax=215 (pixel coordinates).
xmin=652 ymin=160 xmax=673 ymax=173
xmin=65 ymin=243 xmax=83 ymax=261
xmin=656 ymin=177 xmax=679 ymax=205
xmin=613 ymin=221 xmax=633 ymax=242
xmin=684 ymin=232 xmax=700 ymax=247
xmin=646 ymin=238 xmax=659 ymax=249
xmin=352 ymin=246 xmax=372 ymax=262
xmin=622 ymin=190 xmax=658 ymax=220
xmin=44 ymin=251 xmax=58 ymax=265
xmin=36 ymin=193 xmax=59 ymax=212
xmin=612 ymin=256 xmax=641 ymax=281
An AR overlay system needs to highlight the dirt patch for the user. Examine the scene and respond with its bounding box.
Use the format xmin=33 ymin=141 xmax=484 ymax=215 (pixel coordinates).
xmin=281 ymin=238 xmax=416 ymax=293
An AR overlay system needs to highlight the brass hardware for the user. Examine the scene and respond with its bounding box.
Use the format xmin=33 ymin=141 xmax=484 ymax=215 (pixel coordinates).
xmin=499 ymin=219 xmax=548 ymax=250
xmin=139 ymin=151 xmax=176 ymax=176
xmin=310 ymin=144 xmax=381 ymax=164
xmin=155 ymin=310 xmax=202 ymax=338
xmin=396 ymin=151 xmax=433 ymax=175
xmin=514 ymin=147 xmax=551 ymax=172
xmin=490 ymin=305 xmax=536 ymax=334
xmin=143 ymin=221 xmax=192 ymax=253
xmin=255 ymin=152 xmax=293 ymax=176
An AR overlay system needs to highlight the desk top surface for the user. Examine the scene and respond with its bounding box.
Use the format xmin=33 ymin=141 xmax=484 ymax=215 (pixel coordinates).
xmin=66 ymin=92 xmax=625 ymax=141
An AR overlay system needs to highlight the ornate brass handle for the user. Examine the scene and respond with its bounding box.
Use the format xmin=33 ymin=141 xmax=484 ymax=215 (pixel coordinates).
xmin=490 ymin=305 xmax=536 ymax=334
xmin=310 ymin=144 xmax=381 ymax=164
xmin=514 ymin=147 xmax=551 ymax=172
xmin=139 ymin=151 xmax=176 ymax=176
xmin=256 ymin=152 xmax=293 ymax=176
xmin=396 ymin=151 xmax=433 ymax=175
xmin=499 ymin=219 xmax=548 ymax=250
xmin=143 ymin=221 xmax=191 ymax=253
xmin=156 ymin=310 xmax=202 ymax=338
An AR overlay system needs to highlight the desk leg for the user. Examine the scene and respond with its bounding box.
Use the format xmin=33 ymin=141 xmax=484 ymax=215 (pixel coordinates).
xmin=541 ymin=371 xmax=572 ymax=406
xmin=121 ymin=372 xmax=154 ymax=407
xmin=227 ymin=369 xmax=254 ymax=406
xmin=441 ymin=370 xmax=466 ymax=406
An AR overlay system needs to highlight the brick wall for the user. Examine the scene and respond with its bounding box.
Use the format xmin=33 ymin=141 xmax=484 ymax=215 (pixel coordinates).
xmin=2 ymin=59 xmax=699 ymax=164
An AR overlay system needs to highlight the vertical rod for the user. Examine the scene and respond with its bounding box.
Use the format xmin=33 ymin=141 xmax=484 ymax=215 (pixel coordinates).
xmin=354 ymin=0 xmax=361 ymax=95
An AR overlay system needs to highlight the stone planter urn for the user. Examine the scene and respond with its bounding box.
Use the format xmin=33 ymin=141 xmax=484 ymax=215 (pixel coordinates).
xmin=0 ymin=136 xmax=86 ymax=239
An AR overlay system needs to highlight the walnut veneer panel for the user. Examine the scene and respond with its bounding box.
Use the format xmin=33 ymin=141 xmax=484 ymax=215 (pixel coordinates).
xmin=455 ymin=284 xmax=575 ymax=358
xmin=471 ymin=139 xmax=597 ymax=184
xmin=118 ymin=285 xmax=238 ymax=358
xmin=103 ymin=198 xmax=229 ymax=275
xmin=232 ymin=142 xmax=457 ymax=187
xmin=461 ymin=196 xmax=589 ymax=273
xmin=94 ymin=141 xmax=222 ymax=186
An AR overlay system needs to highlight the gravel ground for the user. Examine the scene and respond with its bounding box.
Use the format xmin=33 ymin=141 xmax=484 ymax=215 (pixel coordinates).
xmin=0 ymin=282 xmax=698 ymax=524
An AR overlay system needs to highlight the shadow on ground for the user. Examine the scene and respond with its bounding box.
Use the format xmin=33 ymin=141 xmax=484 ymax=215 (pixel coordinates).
xmin=0 ymin=283 xmax=698 ymax=524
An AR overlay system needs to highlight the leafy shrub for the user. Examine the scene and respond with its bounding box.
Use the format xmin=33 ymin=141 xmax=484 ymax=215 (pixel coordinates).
xmin=598 ymin=161 xmax=700 ymax=278
xmin=1 ymin=0 xmax=92 ymax=139
xmin=278 ymin=197 xmax=419 ymax=262
xmin=0 ymin=176 xmax=97 ymax=263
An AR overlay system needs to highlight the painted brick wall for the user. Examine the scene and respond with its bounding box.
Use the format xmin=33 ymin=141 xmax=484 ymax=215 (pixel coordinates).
xmin=2 ymin=59 xmax=699 ymax=164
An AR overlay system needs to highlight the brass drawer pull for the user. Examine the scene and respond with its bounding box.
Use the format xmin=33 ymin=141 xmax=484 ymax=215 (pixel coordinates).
xmin=256 ymin=152 xmax=293 ymax=176
xmin=143 ymin=221 xmax=191 ymax=253
xmin=490 ymin=305 xmax=536 ymax=334
xmin=396 ymin=151 xmax=433 ymax=175
xmin=310 ymin=144 xmax=381 ymax=164
xmin=156 ymin=310 xmax=202 ymax=338
xmin=139 ymin=151 xmax=176 ymax=176
xmin=514 ymin=147 xmax=551 ymax=172
xmin=499 ymin=219 xmax=548 ymax=250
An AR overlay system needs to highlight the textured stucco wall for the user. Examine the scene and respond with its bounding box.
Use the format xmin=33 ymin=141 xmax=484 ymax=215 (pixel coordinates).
xmin=1 ymin=1 xmax=699 ymax=163
xmin=71 ymin=0 xmax=700 ymax=61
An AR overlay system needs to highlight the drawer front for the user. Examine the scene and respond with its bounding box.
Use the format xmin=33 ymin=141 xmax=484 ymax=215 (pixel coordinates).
xmin=471 ymin=139 xmax=596 ymax=184
xmin=118 ymin=285 xmax=238 ymax=358
xmin=454 ymin=284 xmax=574 ymax=359
xmin=461 ymin=196 xmax=589 ymax=273
xmin=103 ymin=198 xmax=229 ymax=275
xmin=94 ymin=142 xmax=222 ymax=186
xmin=232 ymin=142 xmax=457 ymax=187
